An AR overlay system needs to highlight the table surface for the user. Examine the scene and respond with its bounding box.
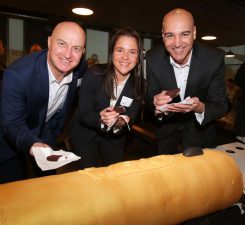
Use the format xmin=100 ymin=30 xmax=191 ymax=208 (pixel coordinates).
xmin=216 ymin=141 xmax=245 ymax=193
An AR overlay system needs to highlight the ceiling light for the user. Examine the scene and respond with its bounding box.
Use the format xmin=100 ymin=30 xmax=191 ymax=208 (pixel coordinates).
xmin=71 ymin=1 xmax=93 ymax=16
xmin=225 ymin=50 xmax=235 ymax=58
xmin=72 ymin=7 xmax=93 ymax=15
xmin=201 ymin=35 xmax=217 ymax=40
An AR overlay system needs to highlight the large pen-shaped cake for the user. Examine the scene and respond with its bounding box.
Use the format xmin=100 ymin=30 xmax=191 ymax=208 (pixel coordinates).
xmin=0 ymin=150 xmax=243 ymax=225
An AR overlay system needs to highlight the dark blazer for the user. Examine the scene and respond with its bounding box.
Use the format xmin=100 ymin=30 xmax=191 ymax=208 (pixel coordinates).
xmin=0 ymin=50 xmax=86 ymax=164
xmin=69 ymin=65 xmax=141 ymax=148
xmin=234 ymin=63 xmax=245 ymax=136
xmin=146 ymin=42 xmax=228 ymax=147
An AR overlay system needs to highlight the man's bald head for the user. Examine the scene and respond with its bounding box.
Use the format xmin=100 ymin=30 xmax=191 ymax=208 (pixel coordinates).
xmin=47 ymin=21 xmax=86 ymax=80
xmin=161 ymin=8 xmax=196 ymax=65
xmin=162 ymin=8 xmax=195 ymax=33
xmin=51 ymin=21 xmax=86 ymax=41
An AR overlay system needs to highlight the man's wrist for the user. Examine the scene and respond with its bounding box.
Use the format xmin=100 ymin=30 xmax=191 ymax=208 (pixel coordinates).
xmin=195 ymin=102 xmax=205 ymax=114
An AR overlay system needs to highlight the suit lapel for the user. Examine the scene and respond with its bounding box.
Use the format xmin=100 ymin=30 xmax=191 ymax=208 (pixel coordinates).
xmin=62 ymin=73 xmax=78 ymax=112
xmin=185 ymin=45 xmax=202 ymax=98
xmin=157 ymin=49 xmax=179 ymax=90
xmin=33 ymin=53 xmax=49 ymax=126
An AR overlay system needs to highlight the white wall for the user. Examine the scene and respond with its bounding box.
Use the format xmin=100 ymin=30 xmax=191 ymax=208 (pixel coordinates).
xmin=86 ymin=29 xmax=109 ymax=64
xmin=8 ymin=18 xmax=24 ymax=65
xmin=143 ymin=38 xmax=152 ymax=51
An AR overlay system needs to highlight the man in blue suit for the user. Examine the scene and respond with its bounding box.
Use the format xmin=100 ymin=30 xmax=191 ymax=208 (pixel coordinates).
xmin=146 ymin=9 xmax=228 ymax=155
xmin=0 ymin=21 xmax=87 ymax=183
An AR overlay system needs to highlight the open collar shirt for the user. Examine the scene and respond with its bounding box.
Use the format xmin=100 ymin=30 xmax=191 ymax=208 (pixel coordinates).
xmin=46 ymin=63 xmax=73 ymax=122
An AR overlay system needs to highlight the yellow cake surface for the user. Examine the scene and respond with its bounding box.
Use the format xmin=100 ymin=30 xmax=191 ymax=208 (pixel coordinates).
xmin=0 ymin=150 xmax=243 ymax=225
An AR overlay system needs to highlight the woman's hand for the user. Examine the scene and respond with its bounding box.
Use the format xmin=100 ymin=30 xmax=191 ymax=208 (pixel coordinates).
xmin=100 ymin=107 xmax=119 ymax=126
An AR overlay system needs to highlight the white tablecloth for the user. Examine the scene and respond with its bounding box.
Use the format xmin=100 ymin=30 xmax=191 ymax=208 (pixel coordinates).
xmin=216 ymin=142 xmax=245 ymax=193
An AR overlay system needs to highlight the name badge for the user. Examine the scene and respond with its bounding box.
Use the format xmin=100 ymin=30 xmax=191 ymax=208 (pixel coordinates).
xmin=77 ymin=78 xmax=82 ymax=87
xmin=120 ymin=96 xmax=133 ymax=107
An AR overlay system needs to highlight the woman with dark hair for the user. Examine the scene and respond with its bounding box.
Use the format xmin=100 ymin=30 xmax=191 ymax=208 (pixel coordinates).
xmin=69 ymin=27 xmax=147 ymax=169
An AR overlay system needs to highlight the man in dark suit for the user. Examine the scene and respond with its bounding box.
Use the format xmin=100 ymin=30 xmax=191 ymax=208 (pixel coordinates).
xmin=146 ymin=8 xmax=228 ymax=155
xmin=0 ymin=21 xmax=87 ymax=183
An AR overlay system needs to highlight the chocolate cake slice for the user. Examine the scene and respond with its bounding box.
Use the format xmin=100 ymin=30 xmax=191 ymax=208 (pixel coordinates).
xmin=47 ymin=155 xmax=62 ymax=161
xmin=113 ymin=106 xmax=126 ymax=114
xmin=166 ymin=88 xmax=180 ymax=98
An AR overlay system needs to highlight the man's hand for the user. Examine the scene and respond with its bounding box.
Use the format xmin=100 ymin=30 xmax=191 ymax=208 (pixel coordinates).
xmin=153 ymin=91 xmax=172 ymax=112
xmin=29 ymin=142 xmax=50 ymax=156
xmin=167 ymin=97 xmax=205 ymax=114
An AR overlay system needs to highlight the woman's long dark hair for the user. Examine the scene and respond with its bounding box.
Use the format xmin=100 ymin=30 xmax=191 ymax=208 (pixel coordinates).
xmin=103 ymin=27 xmax=147 ymax=101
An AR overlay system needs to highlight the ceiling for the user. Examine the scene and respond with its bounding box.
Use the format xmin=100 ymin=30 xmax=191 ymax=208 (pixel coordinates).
xmin=0 ymin=0 xmax=245 ymax=47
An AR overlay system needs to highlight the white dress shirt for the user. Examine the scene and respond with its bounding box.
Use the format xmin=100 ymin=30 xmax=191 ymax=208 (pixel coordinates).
xmin=170 ymin=52 xmax=204 ymax=124
xmin=170 ymin=56 xmax=190 ymax=101
xmin=110 ymin=75 xmax=129 ymax=107
xmin=46 ymin=63 xmax=73 ymax=122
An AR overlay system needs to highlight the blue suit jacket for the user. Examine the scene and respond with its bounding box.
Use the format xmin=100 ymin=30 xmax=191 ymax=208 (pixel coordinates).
xmin=0 ymin=50 xmax=86 ymax=163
